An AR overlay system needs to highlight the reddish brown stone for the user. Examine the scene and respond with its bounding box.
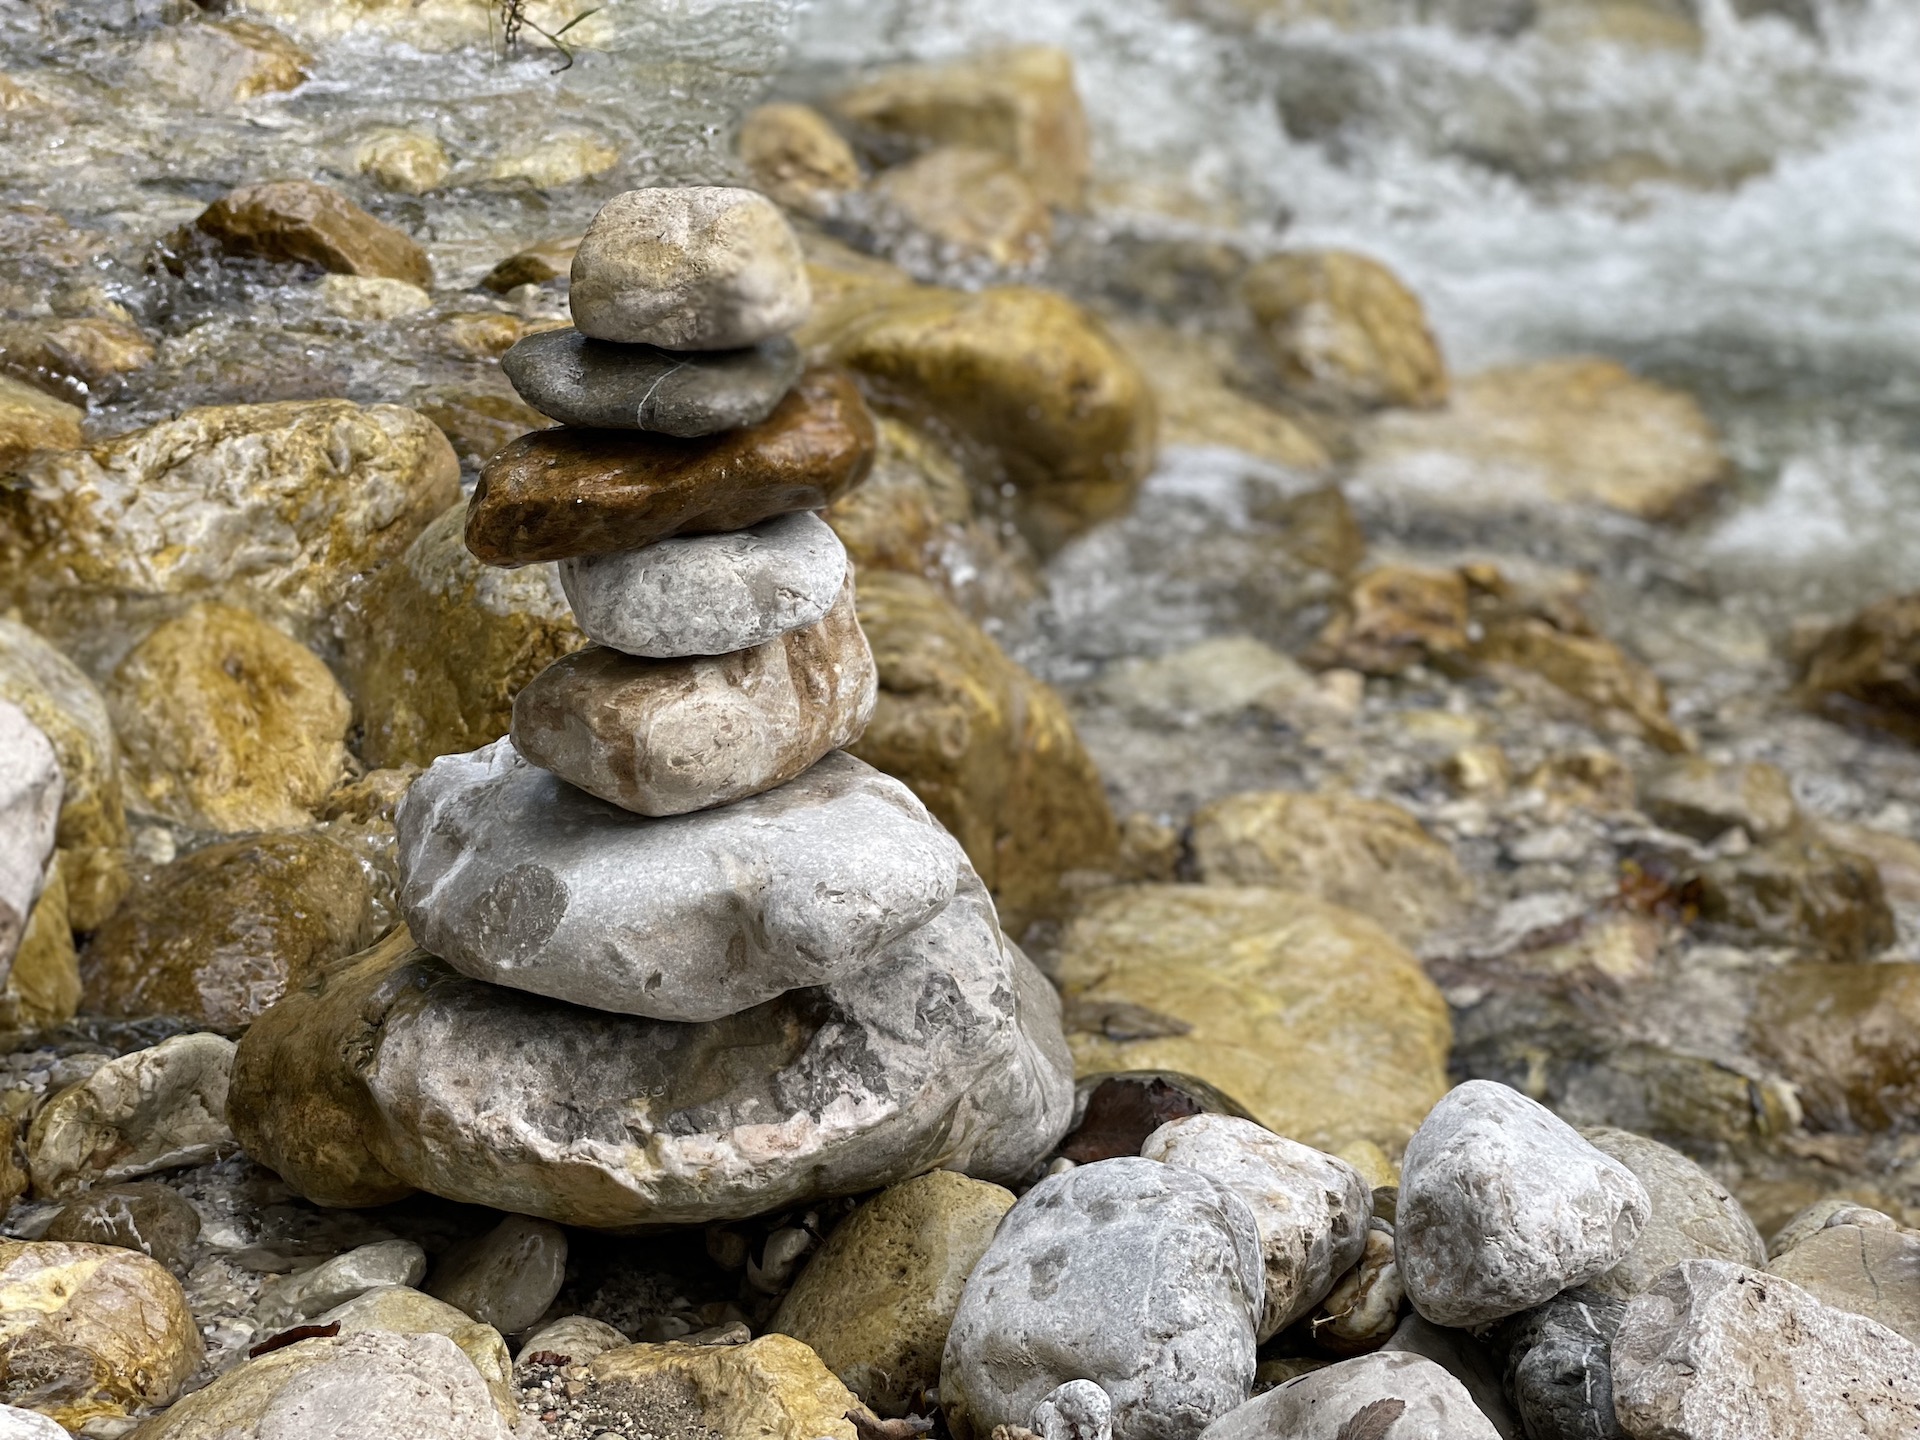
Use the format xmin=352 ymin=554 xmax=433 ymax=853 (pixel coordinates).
xmin=466 ymin=368 xmax=876 ymax=566
xmin=192 ymin=180 xmax=431 ymax=285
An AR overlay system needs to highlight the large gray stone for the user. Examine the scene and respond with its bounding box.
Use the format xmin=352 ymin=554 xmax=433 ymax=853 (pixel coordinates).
xmin=940 ymin=1156 xmax=1265 ymax=1440
xmin=1581 ymin=1127 xmax=1764 ymax=1300
xmin=1140 ymin=1114 xmax=1371 ymax=1341
xmin=1198 ymin=1352 xmax=1503 ymax=1440
xmin=0 ymin=700 xmax=60 ymax=980
xmin=256 ymin=1240 xmax=429 ymax=1331
xmin=1398 ymin=1081 xmax=1649 ymax=1328
xmin=502 ymin=327 xmax=803 ymax=436
xmin=124 ymin=1331 xmax=515 ymax=1440
xmin=569 ymin=187 xmax=811 ymax=350
xmin=230 ymin=869 xmax=1074 ymax=1228
xmin=1381 ymin=1314 xmax=1518 ymax=1437
xmin=396 ymin=745 xmax=957 ymax=1021
xmin=1612 ymin=1260 xmax=1920 ymax=1439
xmin=426 ymin=1215 xmax=567 ymax=1336
xmin=1490 ymin=1288 xmax=1627 ymax=1440
xmin=510 ymin=575 xmax=875 ymax=817
xmin=557 ymin=511 xmax=847 ymax=659
xmin=0 ymin=1405 xmax=64 ymax=1440
xmin=1768 ymin=1224 xmax=1920 ymax=1347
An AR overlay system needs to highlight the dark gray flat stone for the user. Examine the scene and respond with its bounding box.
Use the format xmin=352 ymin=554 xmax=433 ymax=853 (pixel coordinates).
xmin=501 ymin=327 xmax=802 ymax=437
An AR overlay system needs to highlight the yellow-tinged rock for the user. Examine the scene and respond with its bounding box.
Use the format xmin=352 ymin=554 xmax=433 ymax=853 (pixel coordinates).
xmin=586 ymin=1335 xmax=858 ymax=1440
xmin=850 ymin=572 xmax=1117 ymax=935
xmin=0 ymin=373 xmax=80 ymax=474
xmin=0 ymin=618 xmax=128 ymax=930
xmin=342 ymin=500 xmax=585 ymax=768
xmin=1536 ymin=0 xmax=1703 ymax=49
xmin=1243 ymin=249 xmax=1448 ymax=412
xmin=190 ymin=180 xmax=431 ymax=286
xmin=799 ymin=231 xmax=917 ymax=312
xmin=806 ymin=284 xmax=1155 ymax=554
xmin=0 ymin=399 xmax=459 ymax=662
xmin=1313 ymin=564 xmax=1471 ymax=676
xmin=353 ymin=127 xmax=451 ymax=195
xmin=479 ymin=235 xmax=582 ymax=294
xmin=0 ymin=316 xmax=156 ymax=404
xmin=107 ymin=604 xmax=350 ymax=834
xmin=832 ymin=45 xmax=1090 ymax=210
xmin=1353 ymin=358 xmax=1727 ymax=521
xmin=414 ymin=388 xmax=554 ymax=467
xmin=740 ymin=103 xmax=862 ymax=216
xmin=486 ymin=131 xmax=621 ymax=188
xmin=1054 ymin=884 xmax=1453 ymax=1156
xmin=1797 ymin=591 xmax=1920 ymax=744
xmin=1189 ymin=790 xmax=1472 ymax=947
xmin=1111 ymin=321 xmax=1332 ymax=471
xmin=1473 ymin=608 xmax=1687 ymax=753
xmin=773 ymin=1171 xmax=1015 ymax=1417
xmin=235 ymin=0 xmax=615 ymax=52
xmin=128 ymin=16 xmax=311 ymax=106
xmin=0 ymin=864 xmax=79 ymax=1035
xmin=873 ymin=147 xmax=1052 ymax=270
xmin=0 ymin=1240 xmax=202 ymax=1429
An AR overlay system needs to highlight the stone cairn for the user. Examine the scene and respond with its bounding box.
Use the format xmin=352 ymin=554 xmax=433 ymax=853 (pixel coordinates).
xmin=228 ymin=187 xmax=1074 ymax=1229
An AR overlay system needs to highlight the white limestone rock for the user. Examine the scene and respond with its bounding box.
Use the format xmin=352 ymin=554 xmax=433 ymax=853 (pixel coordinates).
xmin=1198 ymin=1352 xmax=1503 ymax=1440
xmin=941 ymin=1156 xmax=1265 ymax=1440
xmin=557 ymin=511 xmax=848 ymax=659
xmin=1141 ymin=1114 xmax=1371 ymax=1342
xmin=0 ymin=700 xmax=60 ymax=981
xmin=396 ymin=744 xmax=959 ymax=1021
xmin=1612 ymin=1260 xmax=1920 ymax=1439
xmin=1397 ymin=1081 xmax=1649 ymax=1328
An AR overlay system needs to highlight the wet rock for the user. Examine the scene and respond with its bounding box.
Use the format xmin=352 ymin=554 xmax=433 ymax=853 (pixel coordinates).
xmin=1380 ymin=1313 xmax=1519 ymax=1437
xmin=0 ymin=374 xmax=80 ymax=473
xmin=1242 ymin=250 xmax=1447 ymax=412
xmin=229 ymin=870 xmax=1073 ymax=1225
xmin=353 ymin=127 xmax=451 ymax=194
xmin=256 ymin=1239 xmax=427 ymax=1330
xmin=1612 ymin=1260 xmax=1920 ymax=1438
xmin=0 ymin=863 xmax=79 ymax=1033
xmin=831 ymin=46 xmax=1091 ymax=210
xmin=105 ymin=603 xmax=348 ymax=834
xmin=1199 ymin=1351 xmax=1501 ymax=1440
xmin=1694 ymin=831 xmax=1893 ymax=961
xmin=1752 ymin=962 xmax=1920 ymax=1131
xmin=503 ymin=326 xmax=803 ymax=436
xmin=1488 ymin=1287 xmax=1627 ymax=1440
xmin=873 ymin=146 xmax=1052 ymax=270
xmin=426 ymin=1215 xmax=566 ymax=1336
xmin=1581 ymin=1127 xmax=1764 ymax=1301
xmin=941 ymin=1157 xmax=1264 ymax=1440
xmin=1055 ymin=885 xmax=1453 ymax=1157
xmin=0 ymin=316 xmax=155 ymax=405
xmin=191 ymin=180 xmax=431 ymax=285
xmin=467 ymin=367 xmax=874 ymax=565
xmin=1306 ymin=1218 xmax=1404 ymax=1356
xmin=1397 ymin=1081 xmax=1650 ymax=1328
xmin=568 ymin=187 xmax=810 ymax=350
xmin=582 ymin=1336 xmax=858 ymax=1440
xmin=1798 ymin=590 xmax=1920 ymax=742
xmin=851 ymin=572 xmax=1117 ymax=935
xmin=28 ymin=1033 xmax=235 ymax=1198
xmin=1141 ymin=1114 xmax=1371 ymax=1341
xmin=414 ymin=388 xmax=552 ymax=467
xmin=1768 ymin=1224 xmax=1920 ymax=1346
xmin=1537 ymin=0 xmax=1703 ymax=48
xmin=1353 ymin=359 xmax=1727 ymax=521
xmin=0 ymin=1239 xmax=202 ymax=1429
xmin=317 ymin=1287 xmax=516 ymax=1422
xmin=398 ymin=745 xmax=951 ymax=1018
xmin=129 ymin=17 xmax=310 ymax=106
xmin=1188 ymin=790 xmax=1470 ymax=948
xmin=512 ymin=576 xmax=874 ymax=815
xmin=807 ymin=285 xmax=1153 ymax=554
xmin=772 ymin=1170 xmax=1014 ymax=1417
xmin=1059 ymin=1072 xmax=1256 ymax=1165
xmin=1112 ymin=321 xmax=1333 ymax=471
xmin=43 ymin=1183 xmax=202 ymax=1271
xmin=0 ymin=702 xmax=59 ymax=980
xmin=480 ymin=234 xmax=581 ymax=294
xmin=80 ymin=833 xmax=375 ymax=1032
xmin=1312 ymin=564 xmax=1470 ymax=677
xmin=1638 ymin=757 xmax=1799 ymax=844
xmin=487 ymin=131 xmax=620 ymax=189
xmin=320 ymin=273 xmax=432 ymax=320
xmin=1470 ymin=598 xmax=1687 ymax=753
xmin=518 ymin=1314 xmax=627 ymax=1365
xmin=559 ymin=510 xmax=846 ymax=658
xmin=126 ymin=1331 xmax=513 ymax=1440
xmin=740 ymin=102 xmax=862 ymax=216
xmin=0 ymin=399 xmax=459 ymax=659
xmin=342 ymin=500 xmax=584 ymax=769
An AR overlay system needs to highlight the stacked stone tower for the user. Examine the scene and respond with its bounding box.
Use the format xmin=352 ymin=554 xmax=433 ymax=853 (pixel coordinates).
xmin=228 ymin=188 xmax=1073 ymax=1229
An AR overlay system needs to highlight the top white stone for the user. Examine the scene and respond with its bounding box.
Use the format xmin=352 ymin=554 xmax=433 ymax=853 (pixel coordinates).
xmin=568 ymin=187 xmax=812 ymax=350
xmin=1396 ymin=1079 xmax=1650 ymax=1328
